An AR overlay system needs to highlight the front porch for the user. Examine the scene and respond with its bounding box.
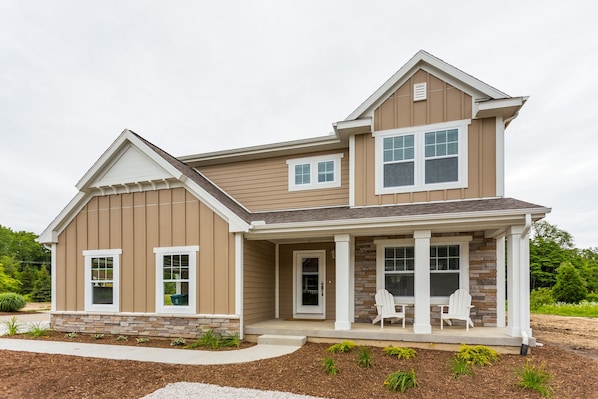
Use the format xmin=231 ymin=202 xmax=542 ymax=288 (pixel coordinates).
xmin=244 ymin=319 xmax=530 ymax=350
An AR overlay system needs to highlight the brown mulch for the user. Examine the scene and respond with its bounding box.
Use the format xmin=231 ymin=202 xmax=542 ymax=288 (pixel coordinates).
xmin=0 ymin=309 xmax=597 ymax=398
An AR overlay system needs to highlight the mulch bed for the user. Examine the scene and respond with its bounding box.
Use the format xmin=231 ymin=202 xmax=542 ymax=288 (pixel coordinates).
xmin=0 ymin=338 xmax=596 ymax=398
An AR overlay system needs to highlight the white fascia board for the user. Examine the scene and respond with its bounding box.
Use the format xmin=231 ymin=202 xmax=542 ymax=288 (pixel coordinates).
xmin=76 ymin=130 xmax=184 ymax=191
xmin=346 ymin=50 xmax=510 ymax=121
xmin=333 ymin=118 xmax=373 ymax=136
xmin=178 ymin=134 xmax=343 ymax=164
xmin=38 ymin=191 xmax=89 ymax=244
xmin=246 ymin=206 xmax=551 ymax=239
xmin=181 ymin=177 xmax=249 ymax=233
xmin=474 ymin=97 xmax=527 ymax=119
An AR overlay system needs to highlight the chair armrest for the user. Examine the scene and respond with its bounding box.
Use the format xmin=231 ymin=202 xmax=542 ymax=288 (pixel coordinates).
xmin=438 ymin=304 xmax=448 ymax=313
xmin=394 ymin=304 xmax=406 ymax=313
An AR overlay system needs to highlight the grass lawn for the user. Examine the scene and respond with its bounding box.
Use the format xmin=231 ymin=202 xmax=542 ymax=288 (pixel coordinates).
xmin=532 ymin=301 xmax=598 ymax=317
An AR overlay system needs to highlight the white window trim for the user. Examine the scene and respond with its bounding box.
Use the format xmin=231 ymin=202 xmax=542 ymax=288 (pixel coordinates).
xmin=83 ymin=249 xmax=122 ymax=312
xmin=286 ymin=153 xmax=343 ymax=191
xmin=373 ymin=119 xmax=470 ymax=195
xmin=154 ymin=245 xmax=199 ymax=315
xmin=375 ymin=236 xmax=471 ymax=305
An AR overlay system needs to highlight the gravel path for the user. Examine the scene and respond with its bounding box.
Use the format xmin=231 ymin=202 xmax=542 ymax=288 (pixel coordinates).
xmin=141 ymin=382 xmax=330 ymax=399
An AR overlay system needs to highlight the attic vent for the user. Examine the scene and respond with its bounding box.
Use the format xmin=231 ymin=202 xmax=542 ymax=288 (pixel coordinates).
xmin=413 ymin=82 xmax=427 ymax=101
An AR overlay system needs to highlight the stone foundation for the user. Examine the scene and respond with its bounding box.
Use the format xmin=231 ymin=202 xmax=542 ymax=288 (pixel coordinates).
xmin=51 ymin=312 xmax=240 ymax=339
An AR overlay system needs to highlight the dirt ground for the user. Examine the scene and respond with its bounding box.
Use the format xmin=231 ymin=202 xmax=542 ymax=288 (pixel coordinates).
xmin=0 ymin=311 xmax=597 ymax=399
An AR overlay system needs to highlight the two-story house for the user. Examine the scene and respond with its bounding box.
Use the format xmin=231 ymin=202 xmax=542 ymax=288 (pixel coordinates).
xmin=40 ymin=50 xmax=550 ymax=347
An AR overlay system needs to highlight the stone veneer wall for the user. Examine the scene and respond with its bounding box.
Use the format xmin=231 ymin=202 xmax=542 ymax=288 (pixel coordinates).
xmin=51 ymin=313 xmax=240 ymax=339
xmin=353 ymin=231 xmax=497 ymax=327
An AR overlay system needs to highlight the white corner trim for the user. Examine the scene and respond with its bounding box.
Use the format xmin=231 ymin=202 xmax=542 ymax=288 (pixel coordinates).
xmin=495 ymin=116 xmax=505 ymax=197
xmin=349 ymin=135 xmax=356 ymax=207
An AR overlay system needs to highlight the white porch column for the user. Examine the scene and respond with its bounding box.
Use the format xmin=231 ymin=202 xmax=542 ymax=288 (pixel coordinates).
xmin=413 ymin=230 xmax=431 ymax=334
xmin=496 ymin=236 xmax=506 ymax=328
xmin=234 ymin=233 xmax=244 ymax=339
xmin=334 ymin=234 xmax=352 ymax=331
xmin=506 ymin=225 xmax=531 ymax=337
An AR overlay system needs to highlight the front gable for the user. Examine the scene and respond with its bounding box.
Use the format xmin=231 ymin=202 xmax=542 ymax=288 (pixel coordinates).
xmin=90 ymin=145 xmax=172 ymax=189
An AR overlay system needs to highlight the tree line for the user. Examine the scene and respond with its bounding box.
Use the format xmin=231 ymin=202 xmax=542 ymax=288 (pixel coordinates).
xmin=530 ymin=221 xmax=598 ymax=304
xmin=0 ymin=224 xmax=51 ymax=302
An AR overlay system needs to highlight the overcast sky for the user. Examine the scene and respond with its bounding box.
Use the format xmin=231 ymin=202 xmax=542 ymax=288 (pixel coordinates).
xmin=1 ymin=1 xmax=596 ymax=248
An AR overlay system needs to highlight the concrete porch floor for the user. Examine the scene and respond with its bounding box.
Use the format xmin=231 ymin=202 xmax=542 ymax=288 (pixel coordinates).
xmin=244 ymin=319 xmax=527 ymax=353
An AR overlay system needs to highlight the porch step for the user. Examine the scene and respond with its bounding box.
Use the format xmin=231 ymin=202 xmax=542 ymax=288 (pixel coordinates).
xmin=257 ymin=334 xmax=307 ymax=347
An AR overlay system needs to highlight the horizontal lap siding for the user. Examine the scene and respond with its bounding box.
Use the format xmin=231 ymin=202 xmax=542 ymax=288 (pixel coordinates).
xmin=55 ymin=188 xmax=235 ymax=315
xmin=355 ymin=70 xmax=496 ymax=206
xmin=243 ymin=240 xmax=275 ymax=324
xmin=198 ymin=150 xmax=349 ymax=211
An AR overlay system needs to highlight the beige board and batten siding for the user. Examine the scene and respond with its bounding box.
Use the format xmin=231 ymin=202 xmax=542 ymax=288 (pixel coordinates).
xmin=243 ymin=239 xmax=276 ymax=325
xmin=54 ymin=187 xmax=236 ymax=315
xmin=278 ymin=242 xmax=336 ymax=320
xmin=354 ymin=69 xmax=497 ymax=206
xmin=198 ymin=149 xmax=350 ymax=212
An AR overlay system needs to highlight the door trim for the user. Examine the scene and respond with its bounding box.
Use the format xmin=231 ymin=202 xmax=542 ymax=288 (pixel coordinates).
xmin=293 ymin=250 xmax=326 ymax=320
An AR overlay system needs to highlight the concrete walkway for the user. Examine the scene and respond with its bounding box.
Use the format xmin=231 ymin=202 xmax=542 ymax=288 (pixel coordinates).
xmin=0 ymin=312 xmax=303 ymax=365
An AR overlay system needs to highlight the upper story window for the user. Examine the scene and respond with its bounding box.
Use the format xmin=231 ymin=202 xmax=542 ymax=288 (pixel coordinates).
xmin=83 ymin=249 xmax=121 ymax=312
xmin=287 ymin=154 xmax=343 ymax=191
xmin=154 ymin=245 xmax=199 ymax=314
xmin=374 ymin=120 xmax=470 ymax=194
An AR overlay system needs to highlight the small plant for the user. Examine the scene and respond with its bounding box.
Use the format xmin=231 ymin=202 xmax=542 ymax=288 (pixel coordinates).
xmin=327 ymin=340 xmax=356 ymax=353
xmin=171 ymin=337 xmax=187 ymax=346
xmin=384 ymin=370 xmax=417 ymax=392
xmin=0 ymin=293 xmax=26 ymax=312
xmin=322 ymin=357 xmax=338 ymax=376
xmin=28 ymin=322 xmax=48 ymax=337
xmin=92 ymin=333 xmax=104 ymax=340
xmin=220 ymin=332 xmax=241 ymax=348
xmin=383 ymin=346 xmax=417 ymax=359
xmin=65 ymin=332 xmax=78 ymax=339
xmin=450 ymin=356 xmax=473 ymax=378
xmin=356 ymin=346 xmax=372 ymax=368
xmin=135 ymin=337 xmax=150 ymax=344
xmin=116 ymin=335 xmax=128 ymax=341
xmin=456 ymin=345 xmax=499 ymax=366
xmin=516 ymin=360 xmax=552 ymax=398
xmin=195 ymin=329 xmax=221 ymax=349
xmin=2 ymin=316 xmax=21 ymax=336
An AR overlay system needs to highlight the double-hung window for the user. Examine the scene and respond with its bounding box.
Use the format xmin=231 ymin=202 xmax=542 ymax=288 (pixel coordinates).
xmin=287 ymin=154 xmax=343 ymax=191
xmin=376 ymin=237 xmax=470 ymax=303
xmin=83 ymin=249 xmax=121 ymax=312
xmin=375 ymin=119 xmax=469 ymax=194
xmin=154 ymin=246 xmax=198 ymax=314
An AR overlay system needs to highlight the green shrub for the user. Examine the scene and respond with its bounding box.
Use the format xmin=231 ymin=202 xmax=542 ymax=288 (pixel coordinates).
xmin=516 ymin=360 xmax=552 ymax=398
xmin=450 ymin=356 xmax=473 ymax=378
xmin=27 ymin=322 xmax=48 ymax=337
xmin=327 ymin=341 xmax=356 ymax=353
xmin=384 ymin=370 xmax=417 ymax=392
xmin=186 ymin=329 xmax=221 ymax=349
xmin=221 ymin=332 xmax=241 ymax=348
xmin=552 ymin=261 xmax=588 ymax=303
xmin=356 ymin=346 xmax=372 ymax=368
xmin=2 ymin=316 xmax=21 ymax=336
xmin=383 ymin=346 xmax=417 ymax=359
xmin=322 ymin=357 xmax=338 ymax=375
xmin=0 ymin=293 xmax=26 ymax=312
xmin=585 ymin=292 xmax=598 ymax=302
xmin=456 ymin=345 xmax=499 ymax=366
xmin=530 ymin=288 xmax=554 ymax=310
xmin=170 ymin=337 xmax=187 ymax=346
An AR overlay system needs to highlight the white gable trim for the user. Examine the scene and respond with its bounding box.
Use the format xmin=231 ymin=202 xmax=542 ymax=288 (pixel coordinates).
xmin=346 ymin=50 xmax=510 ymax=121
xmin=40 ymin=130 xmax=249 ymax=243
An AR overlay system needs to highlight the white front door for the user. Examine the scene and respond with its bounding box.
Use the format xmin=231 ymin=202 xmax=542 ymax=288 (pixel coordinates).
xmin=294 ymin=250 xmax=326 ymax=319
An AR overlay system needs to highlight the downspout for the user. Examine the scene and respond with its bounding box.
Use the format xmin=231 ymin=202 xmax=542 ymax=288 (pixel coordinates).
xmin=521 ymin=213 xmax=532 ymax=354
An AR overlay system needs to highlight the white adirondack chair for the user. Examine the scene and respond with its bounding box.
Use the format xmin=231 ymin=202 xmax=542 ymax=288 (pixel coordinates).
xmin=439 ymin=289 xmax=474 ymax=331
xmin=372 ymin=289 xmax=406 ymax=328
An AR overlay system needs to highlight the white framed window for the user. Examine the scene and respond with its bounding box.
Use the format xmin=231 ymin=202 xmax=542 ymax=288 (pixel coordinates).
xmin=287 ymin=153 xmax=343 ymax=191
xmin=376 ymin=236 xmax=470 ymax=303
xmin=374 ymin=119 xmax=470 ymax=195
xmin=154 ymin=245 xmax=199 ymax=314
xmin=83 ymin=249 xmax=121 ymax=312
